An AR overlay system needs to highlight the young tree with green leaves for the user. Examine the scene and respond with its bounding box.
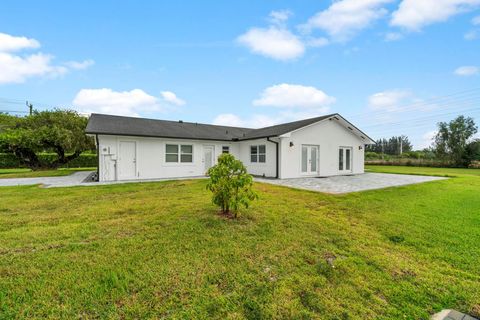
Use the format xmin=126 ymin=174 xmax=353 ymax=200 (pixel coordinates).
xmin=206 ymin=153 xmax=258 ymax=218
xmin=433 ymin=115 xmax=478 ymax=167
xmin=0 ymin=109 xmax=94 ymax=170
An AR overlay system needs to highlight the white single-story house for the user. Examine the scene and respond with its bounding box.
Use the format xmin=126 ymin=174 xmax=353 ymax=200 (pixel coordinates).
xmin=86 ymin=113 xmax=375 ymax=182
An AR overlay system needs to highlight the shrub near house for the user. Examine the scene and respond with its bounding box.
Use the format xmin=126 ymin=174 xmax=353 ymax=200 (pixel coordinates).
xmin=206 ymin=153 xmax=258 ymax=218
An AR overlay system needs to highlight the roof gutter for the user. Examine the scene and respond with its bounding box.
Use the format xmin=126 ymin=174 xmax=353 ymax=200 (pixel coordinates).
xmin=266 ymin=137 xmax=279 ymax=179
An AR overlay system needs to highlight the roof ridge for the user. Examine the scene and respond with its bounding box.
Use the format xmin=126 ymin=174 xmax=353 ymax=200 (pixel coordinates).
xmin=91 ymin=113 xmax=255 ymax=131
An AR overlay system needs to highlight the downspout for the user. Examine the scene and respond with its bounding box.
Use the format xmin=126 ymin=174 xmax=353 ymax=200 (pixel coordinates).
xmin=266 ymin=137 xmax=279 ymax=179
xmin=95 ymin=134 xmax=100 ymax=181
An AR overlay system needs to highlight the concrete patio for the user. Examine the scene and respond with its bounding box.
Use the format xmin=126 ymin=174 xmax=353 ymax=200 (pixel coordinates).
xmin=255 ymin=172 xmax=446 ymax=194
xmin=0 ymin=171 xmax=446 ymax=193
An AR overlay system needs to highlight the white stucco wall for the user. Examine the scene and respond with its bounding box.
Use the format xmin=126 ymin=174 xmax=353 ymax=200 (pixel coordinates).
xmin=278 ymin=119 xmax=365 ymax=179
xmin=97 ymin=135 xmax=239 ymax=181
xmin=237 ymin=138 xmax=277 ymax=178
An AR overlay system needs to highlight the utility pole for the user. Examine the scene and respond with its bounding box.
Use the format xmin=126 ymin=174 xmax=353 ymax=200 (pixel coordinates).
xmin=399 ymin=136 xmax=403 ymax=155
xmin=381 ymin=139 xmax=384 ymax=160
xmin=26 ymin=101 xmax=33 ymax=115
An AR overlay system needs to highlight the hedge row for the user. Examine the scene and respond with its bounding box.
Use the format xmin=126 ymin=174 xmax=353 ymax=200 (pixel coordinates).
xmin=365 ymin=159 xmax=453 ymax=168
xmin=0 ymin=153 xmax=98 ymax=168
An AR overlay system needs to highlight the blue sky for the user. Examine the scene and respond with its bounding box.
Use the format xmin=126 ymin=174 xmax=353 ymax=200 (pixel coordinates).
xmin=0 ymin=0 xmax=479 ymax=148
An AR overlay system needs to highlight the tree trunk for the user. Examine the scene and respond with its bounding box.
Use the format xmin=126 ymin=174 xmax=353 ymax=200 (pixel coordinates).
xmin=13 ymin=148 xmax=41 ymax=170
xmin=49 ymin=148 xmax=81 ymax=169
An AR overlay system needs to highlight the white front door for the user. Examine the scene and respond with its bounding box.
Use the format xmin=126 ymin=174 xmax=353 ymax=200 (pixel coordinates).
xmin=338 ymin=147 xmax=352 ymax=173
xmin=118 ymin=141 xmax=136 ymax=180
xmin=203 ymin=145 xmax=215 ymax=172
xmin=301 ymin=145 xmax=319 ymax=175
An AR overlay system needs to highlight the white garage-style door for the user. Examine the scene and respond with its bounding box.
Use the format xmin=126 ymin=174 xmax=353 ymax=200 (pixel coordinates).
xmin=118 ymin=141 xmax=137 ymax=180
xmin=301 ymin=145 xmax=319 ymax=175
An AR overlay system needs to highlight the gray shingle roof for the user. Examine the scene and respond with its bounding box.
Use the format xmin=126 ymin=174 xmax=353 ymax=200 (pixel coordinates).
xmin=241 ymin=114 xmax=334 ymax=140
xmin=85 ymin=113 xmax=373 ymax=142
xmin=85 ymin=113 xmax=254 ymax=141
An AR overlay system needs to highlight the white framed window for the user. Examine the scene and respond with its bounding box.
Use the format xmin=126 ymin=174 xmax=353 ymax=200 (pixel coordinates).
xmin=250 ymin=145 xmax=266 ymax=163
xmin=166 ymin=144 xmax=193 ymax=163
xmin=222 ymin=146 xmax=230 ymax=154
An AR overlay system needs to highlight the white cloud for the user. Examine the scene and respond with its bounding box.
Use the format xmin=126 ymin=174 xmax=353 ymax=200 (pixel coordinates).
xmin=0 ymin=52 xmax=67 ymax=84
xmin=301 ymin=0 xmax=392 ymax=42
xmin=0 ymin=32 xmax=92 ymax=84
xmin=214 ymin=84 xmax=335 ymax=128
xmin=0 ymin=33 xmax=40 ymax=52
xmin=237 ymin=26 xmax=305 ymax=61
xmin=385 ymin=32 xmax=404 ymax=41
xmin=391 ymin=0 xmax=480 ymax=31
xmin=253 ymin=83 xmax=336 ymax=109
xmin=269 ymin=10 xmax=292 ymax=25
xmin=160 ymin=91 xmax=186 ymax=106
xmin=64 ymin=59 xmax=95 ymax=70
xmin=473 ymin=15 xmax=480 ymax=25
xmin=454 ymin=65 xmax=479 ymax=76
xmin=212 ymin=113 xmax=278 ymax=128
xmin=464 ymin=29 xmax=479 ymax=40
xmin=72 ymin=88 xmax=162 ymax=117
xmin=368 ymin=89 xmax=413 ymax=111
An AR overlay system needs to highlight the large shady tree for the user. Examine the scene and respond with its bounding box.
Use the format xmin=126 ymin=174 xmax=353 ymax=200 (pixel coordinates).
xmin=0 ymin=109 xmax=94 ymax=170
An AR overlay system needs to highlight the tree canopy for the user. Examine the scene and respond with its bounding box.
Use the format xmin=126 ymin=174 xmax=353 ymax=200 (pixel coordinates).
xmin=0 ymin=109 xmax=94 ymax=169
xmin=206 ymin=153 xmax=257 ymax=218
xmin=433 ymin=115 xmax=478 ymax=167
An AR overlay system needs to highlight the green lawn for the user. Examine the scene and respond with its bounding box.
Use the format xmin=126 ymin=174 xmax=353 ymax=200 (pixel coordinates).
xmin=366 ymin=165 xmax=480 ymax=177
xmin=0 ymin=167 xmax=96 ymax=179
xmin=0 ymin=166 xmax=479 ymax=319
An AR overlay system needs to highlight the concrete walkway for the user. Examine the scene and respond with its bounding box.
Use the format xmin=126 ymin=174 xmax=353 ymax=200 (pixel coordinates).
xmin=255 ymin=172 xmax=446 ymax=194
xmin=0 ymin=171 xmax=94 ymax=188
xmin=431 ymin=309 xmax=478 ymax=320
xmin=0 ymin=171 xmax=207 ymax=188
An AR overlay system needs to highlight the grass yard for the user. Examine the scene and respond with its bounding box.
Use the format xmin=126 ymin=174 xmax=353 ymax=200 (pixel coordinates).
xmin=0 ymin=166 xmax=479 ymax=319
xmin=0 ymin=167 xmax=96 ymax=179
xmin=366 ymin=165 xmax=480 ymax=177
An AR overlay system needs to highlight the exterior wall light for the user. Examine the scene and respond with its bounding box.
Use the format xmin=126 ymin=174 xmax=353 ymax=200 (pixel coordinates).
xmin=359 ymin=145 xmax=363 ymax=150
xmin=290 ymin=142 xmax=294 ymax=147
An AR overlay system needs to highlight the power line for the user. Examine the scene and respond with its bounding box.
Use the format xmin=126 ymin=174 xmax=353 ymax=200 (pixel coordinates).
xmin=345 ymin=87 xmax=480 ymax=122
xmin=361 ymin=106 xmax=480 ymax=130
xmin=0 ymin=110 xmax=30 ymax=114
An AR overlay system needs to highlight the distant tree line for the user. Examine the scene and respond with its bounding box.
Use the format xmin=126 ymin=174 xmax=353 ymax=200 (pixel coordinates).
xmin=366 ymin=135 xmax=413 ymax=155
xmin=366 ymin=115 xmax=480 ymax=168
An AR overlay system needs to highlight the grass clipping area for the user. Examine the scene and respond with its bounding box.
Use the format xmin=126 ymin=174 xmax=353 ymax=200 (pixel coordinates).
xmin=0 ymin=166 xmax=479 ymax=319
